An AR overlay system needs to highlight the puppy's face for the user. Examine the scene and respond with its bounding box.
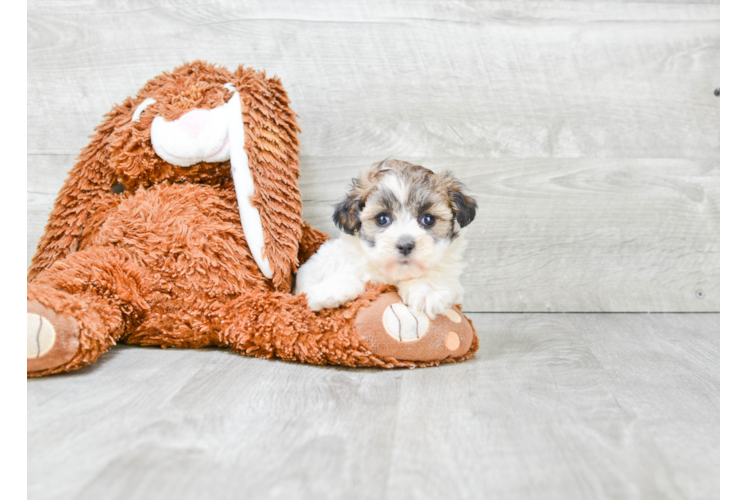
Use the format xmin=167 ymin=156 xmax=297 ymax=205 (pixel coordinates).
xmin=333 ymin=160 xmax=477 ymax=281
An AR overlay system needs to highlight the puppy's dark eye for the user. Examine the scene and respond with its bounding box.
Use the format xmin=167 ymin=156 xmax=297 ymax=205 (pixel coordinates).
xmin=376 ymin=214 xmax=391 ymax=227
xmin=420 ymin=214 xmax=436 ymax=227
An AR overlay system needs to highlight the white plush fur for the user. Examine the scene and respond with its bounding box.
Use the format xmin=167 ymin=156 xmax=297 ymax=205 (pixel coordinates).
xmin=294 ymin=170 xmax=469 ymax=319
xmin=150 ymin=105 xmax=231 ymax=167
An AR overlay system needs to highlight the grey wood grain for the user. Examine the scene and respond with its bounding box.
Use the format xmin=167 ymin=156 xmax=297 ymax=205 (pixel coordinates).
xmin=27 ymin=313 xmax=719 ymax=500
xmin=27 ymin=0 xmax=720 ymax=312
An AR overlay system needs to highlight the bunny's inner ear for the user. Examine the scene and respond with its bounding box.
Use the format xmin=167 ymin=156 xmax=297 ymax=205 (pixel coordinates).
xmin=224 ymin=82 xmax=274 ymax=279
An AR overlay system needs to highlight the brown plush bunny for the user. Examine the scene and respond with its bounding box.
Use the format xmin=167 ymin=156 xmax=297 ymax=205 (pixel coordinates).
xmin=26 ymin=61 xmax=478 ymax=377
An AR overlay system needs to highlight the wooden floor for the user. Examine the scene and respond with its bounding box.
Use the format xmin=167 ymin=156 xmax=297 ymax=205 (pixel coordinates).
xmin=28 ymin=313 xmax=719 ymax=500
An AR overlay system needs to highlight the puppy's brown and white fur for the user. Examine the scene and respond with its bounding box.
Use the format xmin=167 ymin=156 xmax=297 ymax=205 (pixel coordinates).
xmin=294 ymin=159 xmax=477 ymax=318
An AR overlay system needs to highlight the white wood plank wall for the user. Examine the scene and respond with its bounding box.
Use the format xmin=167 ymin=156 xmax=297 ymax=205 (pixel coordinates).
xmin=27 ymin=0 xmax=720 ymax=312
xmin=717 ymin=0 xmax=748 ymax=311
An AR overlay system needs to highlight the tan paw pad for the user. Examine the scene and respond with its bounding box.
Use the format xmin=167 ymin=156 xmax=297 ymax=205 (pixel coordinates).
xmin=382 ymin=303 xmax=429 ymax=342
xmin=27 ymin=313 xmax=56 ymax=359
xmin=355 ymin=292 xmax=475 ymax=362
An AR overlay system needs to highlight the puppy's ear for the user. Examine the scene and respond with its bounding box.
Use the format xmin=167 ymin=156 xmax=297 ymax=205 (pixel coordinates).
xmin=451 ymin=189 xmax=477 ymax=227
xmin=443 ymin=172 xmax=477 ymax=228
xmin=332 ymin=184 xmax=362 ymax=235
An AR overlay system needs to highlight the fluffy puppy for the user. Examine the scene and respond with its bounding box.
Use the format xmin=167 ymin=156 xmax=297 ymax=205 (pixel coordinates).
xmin=294 ymin=159 xmax=477 ymax=318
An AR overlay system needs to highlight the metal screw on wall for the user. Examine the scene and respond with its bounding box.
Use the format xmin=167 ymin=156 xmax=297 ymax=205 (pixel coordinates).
xmin=714 ymin=89 xmax=748 ymax=97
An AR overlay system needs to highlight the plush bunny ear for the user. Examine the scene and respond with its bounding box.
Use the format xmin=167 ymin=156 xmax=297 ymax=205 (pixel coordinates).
xmin=27 ymin=99 xmax=139 ymax=282
xmin=231 ymin=66 xmax=302 ymax=293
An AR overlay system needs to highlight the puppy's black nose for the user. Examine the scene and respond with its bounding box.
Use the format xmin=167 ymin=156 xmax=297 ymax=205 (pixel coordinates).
xmin=397 ymin=239 xmax=415 ymax=256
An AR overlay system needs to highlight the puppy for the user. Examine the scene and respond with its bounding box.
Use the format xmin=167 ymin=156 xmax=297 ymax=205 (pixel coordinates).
xmin=293 ymin=159 xmax=477 ymax=319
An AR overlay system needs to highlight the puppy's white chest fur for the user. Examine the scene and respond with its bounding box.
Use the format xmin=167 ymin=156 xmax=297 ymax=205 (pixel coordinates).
xmin=294 ymin=233 xmax=467 ymax=319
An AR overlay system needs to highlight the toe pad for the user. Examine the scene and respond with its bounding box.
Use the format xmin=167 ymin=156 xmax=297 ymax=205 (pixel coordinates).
xmin=27 ymin=313 xmax=56 ymax=359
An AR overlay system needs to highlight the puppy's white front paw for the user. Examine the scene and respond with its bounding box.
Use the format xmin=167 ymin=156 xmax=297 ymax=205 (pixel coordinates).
xmin=398 ymin=282 xmax=456 ymax=319
xmin=303 ymin=279 xmax=366 ymax=311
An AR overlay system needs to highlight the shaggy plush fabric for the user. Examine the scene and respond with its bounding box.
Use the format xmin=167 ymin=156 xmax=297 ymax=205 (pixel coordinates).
xmin=26 ymin=61 xmax=478 ymax=377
